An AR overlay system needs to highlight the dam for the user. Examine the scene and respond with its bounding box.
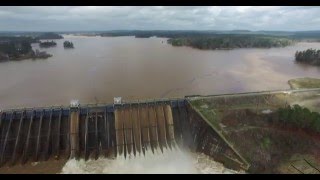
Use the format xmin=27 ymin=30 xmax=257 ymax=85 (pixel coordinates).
xmin=1 ymin=88 xmax=320 ymax=173
xmin=0 ymin=99 xmax=191 ymax=166
xmin=0 ymin=96 xmax=247 ymax=171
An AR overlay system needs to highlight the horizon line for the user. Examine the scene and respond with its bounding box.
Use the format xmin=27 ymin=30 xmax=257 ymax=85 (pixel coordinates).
xmin=1 ymin=29 xmax=320 ymax=33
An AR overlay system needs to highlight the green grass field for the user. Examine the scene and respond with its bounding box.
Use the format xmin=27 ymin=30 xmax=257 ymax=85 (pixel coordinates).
xmin=288 ymin=77 xmax=320 ymax=89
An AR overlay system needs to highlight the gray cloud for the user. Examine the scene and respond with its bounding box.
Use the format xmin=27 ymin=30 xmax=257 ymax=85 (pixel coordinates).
xmin=0 ymin=6 xmax=319 ymax=31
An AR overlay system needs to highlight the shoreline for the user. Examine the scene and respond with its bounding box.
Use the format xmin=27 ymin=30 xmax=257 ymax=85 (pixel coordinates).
xmin=0 ymin=51 xmax=52 ymax=62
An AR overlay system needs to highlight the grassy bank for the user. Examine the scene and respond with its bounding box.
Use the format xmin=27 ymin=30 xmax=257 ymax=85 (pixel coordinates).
xmin=288 ymin=77 xmax=320 ymax=89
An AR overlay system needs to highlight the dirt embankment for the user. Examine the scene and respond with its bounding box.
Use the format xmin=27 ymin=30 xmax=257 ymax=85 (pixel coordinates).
xmin=189 ymin=90 xmax=320 ymax=174
xmin=221 ymin=109 xmax=320 ymax=173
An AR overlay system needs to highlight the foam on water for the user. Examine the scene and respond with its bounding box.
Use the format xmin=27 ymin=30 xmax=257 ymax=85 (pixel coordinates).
xmin=61 ymin=148 xmax=243 ymax=174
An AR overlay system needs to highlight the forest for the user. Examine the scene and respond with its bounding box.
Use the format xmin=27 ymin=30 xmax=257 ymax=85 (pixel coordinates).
xmin=277 ymin=104 xmax=320 ymax=133
xmin=101 ymin=31 xmax=294 ymax=49
xmin=167 ymin=35 xmax=293 ymax=50
xmin=0 ymin=36 xmax=51 ymax=61
xmin=0 ymin=37 xmax=34 ymax=60
xmin=295 ymin=49 xmax=320 ymax=66
xmin=0 ymin=32 xmax=63 ymax=60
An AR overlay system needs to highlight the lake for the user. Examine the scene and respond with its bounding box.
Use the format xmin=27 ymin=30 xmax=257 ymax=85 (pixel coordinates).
xmin=0 ymin=35 xmax=319 ymax=109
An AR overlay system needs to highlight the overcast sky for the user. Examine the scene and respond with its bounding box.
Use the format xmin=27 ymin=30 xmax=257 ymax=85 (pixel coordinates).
xmin=0 ymin=6 xmax=319 ymax=31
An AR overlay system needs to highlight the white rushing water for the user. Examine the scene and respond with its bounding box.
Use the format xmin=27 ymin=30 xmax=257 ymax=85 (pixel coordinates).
xmin=60 ymin=148 xmax=243 ymax=174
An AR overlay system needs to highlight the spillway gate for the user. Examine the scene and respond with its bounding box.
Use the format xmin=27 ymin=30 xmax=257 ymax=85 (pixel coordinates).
xmin=0 ymin=99 xmax=191 ymax=167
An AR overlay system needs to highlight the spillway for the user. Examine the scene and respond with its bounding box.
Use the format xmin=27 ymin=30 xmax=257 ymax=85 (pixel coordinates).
xmin=0 ymin=98 xmax=250 ymax=173
xmin=0 ymin=99 xmax=200 ymax=168
xmin=114 ymin=103 xmax=176 ymax=157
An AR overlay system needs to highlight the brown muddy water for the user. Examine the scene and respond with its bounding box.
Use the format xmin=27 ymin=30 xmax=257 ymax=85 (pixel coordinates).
xmin=0 ymin=35 xmax=319 ymax=174
xmin=0 ymin=35 xmax=319 ymax=109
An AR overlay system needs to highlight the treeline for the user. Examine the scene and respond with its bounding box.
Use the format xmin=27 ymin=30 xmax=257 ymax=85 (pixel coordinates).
xmin=37 ymin=32 xmax=63 ymax=40
xmin=291 ymin=31 xmax=320 ymax=40
xmin=277 ymin=104 xmax=320 ymax=133
xmin=0 ymin=37 xmax=34 ymax=60
xmin=0 ymin=36 xmax=52 ymax=61
xmin=167 ymin=36 xmax=293 ymax=50
xmin=0 ymin=33 xmax=65 ymax=61
xmin=100 ymin=30 xmax=228 ymax=38
xmin=98 ymin=30 xmax=320 ymax=39
xmin=3 ymin=30 xmax=320 ymax=41
xmin=101 ymin=31 xmax=294 ymax=50
xmin=0 ymin=36 xmax=39 ymax=43
xmin=295 ymin=48 xmax=320 ymax=66
xmin=100 ymin=30 xmax=320 ymax=40
xmin=0 ymin=32 xmax=63 ymax=41
xmin=0 ymin=39 xmax=32 ymax=56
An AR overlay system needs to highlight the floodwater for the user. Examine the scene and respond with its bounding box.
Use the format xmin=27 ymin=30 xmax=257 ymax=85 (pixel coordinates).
xmin=1 ymin=35 xmax=320 ymax=174
xmin=0 ymin=35 xmax=319 ymax=109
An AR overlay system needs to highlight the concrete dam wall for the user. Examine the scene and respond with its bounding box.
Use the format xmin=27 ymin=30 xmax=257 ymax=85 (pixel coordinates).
xmin=0 ymin=95 xmax=268 ymax=171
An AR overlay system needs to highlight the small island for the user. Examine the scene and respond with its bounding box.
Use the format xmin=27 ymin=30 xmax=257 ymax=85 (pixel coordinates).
xmin=63 ymin=41 xmax=74 ymax=48
xmin=167 ymin=36 xmax=294 ymax=50
xmin=39 ymin=41 xmax=57 ymax=48
xmin=295 ymin=49 xmax=320 ymax=66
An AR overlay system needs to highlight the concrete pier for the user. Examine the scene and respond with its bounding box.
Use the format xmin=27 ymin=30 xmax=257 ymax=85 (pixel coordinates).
xmin=70 ymin=110 xmax=79 ymax=159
